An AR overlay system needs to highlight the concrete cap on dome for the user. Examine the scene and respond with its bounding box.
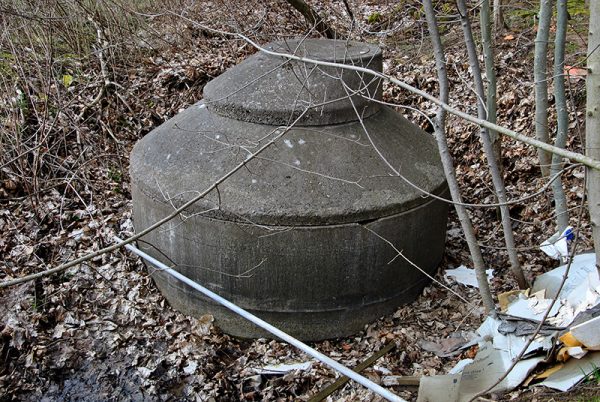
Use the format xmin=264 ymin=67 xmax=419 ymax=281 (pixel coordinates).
xmin=203 ymin=39 xmax=383 ymax=126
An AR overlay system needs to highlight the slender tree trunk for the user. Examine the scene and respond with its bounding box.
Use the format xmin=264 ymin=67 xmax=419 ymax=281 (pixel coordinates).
xmin=493 ymin=0 xmax=504 ymax=34
xmin=285 ymin=0 xmax=337 ymax=39
xmin=423 ymin=0 xmax=496 ymax=315
xmin=587 ymin=0 xmax=600 ymax=273
xmin=535 ymin=0 xmax=553 ymax=177
xmin=456 ymin=0 xmax=528 ymax=289
xmin=481 ymin=0 xmax=501 ymax=169
xmin=552 ymin=0 xmax=570 ymax=232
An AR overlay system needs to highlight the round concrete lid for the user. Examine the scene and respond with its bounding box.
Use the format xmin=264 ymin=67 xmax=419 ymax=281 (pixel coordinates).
xmin=267 ymin=39 xmax=377 ymax=62
xmin=203 ymin=39 xmax=383 ymax=126
xmin=130 ymin=102 xmax=447 ymax=226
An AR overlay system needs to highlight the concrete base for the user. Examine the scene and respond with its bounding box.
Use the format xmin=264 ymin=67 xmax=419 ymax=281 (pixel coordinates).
xmin=132 ymin=184 xmax=448 ymax=340
xmin=130 ymin=39 xmax=449 ymax=340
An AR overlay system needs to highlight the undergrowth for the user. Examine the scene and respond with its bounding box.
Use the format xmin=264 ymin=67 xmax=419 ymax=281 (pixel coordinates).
xmin=0 ymin=0 xmax=165 ymax=204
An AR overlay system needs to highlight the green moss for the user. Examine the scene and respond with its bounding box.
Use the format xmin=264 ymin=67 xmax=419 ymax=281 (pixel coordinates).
xmin=367 ymin=12 xmax=382 ymax=24
xmin=108 ymin=166 xmax=123 ymax=183
xmin=568 ymin=0 xmax=589 ymax=17
xmin=0 ymin=52 xmax=16 ymax=79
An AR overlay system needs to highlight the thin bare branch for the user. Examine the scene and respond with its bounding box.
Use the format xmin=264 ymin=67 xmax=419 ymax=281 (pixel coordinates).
xmin=586 ymin=0 xmax=600 ymax=274
xmin=0 ymin=111 xmax=309 ymax=289
xmin=552 ymin=0 xmax=570 ymax=232
xmin=424 ymin=0 xmax=496 ymax=315
xmin=167 ymin=11 xmax=600 ymax=171
xmin=534 ymin=0 xmax=553 ymax=176
xmin=468 ymin=187 xmax=587 ymax=401
xmin=456 ymin=0 xmax=527 ymax=289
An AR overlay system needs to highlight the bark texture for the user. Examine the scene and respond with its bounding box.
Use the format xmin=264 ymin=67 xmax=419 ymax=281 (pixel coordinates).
xmin=424 ymin=0 xmax=496 ymax=315
xmin=456 ymin=0 xmax=528 ymax=289
xmin=552 ymin=0 xmax=570 ymax=232
xmin=534 ymin=0 xmax=553 ymax=177
xmin=587 ymin=0 xmax=600 ymax=272
xmin=285 ymin=0 xmax=336 ymax=39
xmin=481 ymin=0 xmax=501 ymax=167
xmin=493 ymin=0 xmax=503 ymax=33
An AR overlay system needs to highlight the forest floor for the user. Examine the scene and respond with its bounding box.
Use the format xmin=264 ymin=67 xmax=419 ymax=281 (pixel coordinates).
xmin=1 ymin=0 xmax=598 ymax=401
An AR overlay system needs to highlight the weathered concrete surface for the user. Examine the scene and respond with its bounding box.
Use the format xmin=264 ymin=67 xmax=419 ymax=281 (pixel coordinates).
xmin=131 ymin=185 xmax=448 ymax=340
xmin=130 ymin=104 xmax=447 ymax=226
xmin=203 ymin=39 xmax=382 ymax=126
xmin=130 ymin=39 xmax=449 ymax=340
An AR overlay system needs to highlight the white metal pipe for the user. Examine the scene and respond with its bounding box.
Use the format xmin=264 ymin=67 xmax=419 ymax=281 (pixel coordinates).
xmin=115 ymin=237 xmax=406 ymax=402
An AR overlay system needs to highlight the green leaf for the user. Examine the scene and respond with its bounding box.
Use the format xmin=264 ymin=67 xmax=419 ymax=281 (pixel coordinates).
xmin=62 ymin=74 xmax=73 ymax=88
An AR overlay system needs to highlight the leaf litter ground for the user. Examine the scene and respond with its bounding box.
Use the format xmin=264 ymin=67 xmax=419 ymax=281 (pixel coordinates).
xmin=0 ymin=1 xmax=595 ymax=401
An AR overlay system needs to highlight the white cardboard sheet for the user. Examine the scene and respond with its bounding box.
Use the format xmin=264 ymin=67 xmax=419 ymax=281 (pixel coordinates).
xmin=444 ymin=265 xmax=493 ymax=288
xmin=539 ymin=352 xmax=600 ymax=391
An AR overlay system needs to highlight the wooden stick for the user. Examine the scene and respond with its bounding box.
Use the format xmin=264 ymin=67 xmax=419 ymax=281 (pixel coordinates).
xmin=308 ymin=341 xmax=397 ymax=402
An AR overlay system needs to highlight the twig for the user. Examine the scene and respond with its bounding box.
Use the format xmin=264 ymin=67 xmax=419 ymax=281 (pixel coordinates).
xmin=255 ymin=156 xmax=365 ymax=188
xmin=308 ymin=342 xmax=396 ymax=402
xmin=172 ymin=12 xmax=600 ymax=170
xmin=467 ymin=182 xmax=587 ymax=401
xmin=551 ymin=0 xmax=570 ymax=232
xmin=456 ymin=0 xmax=527 ymax=289
xmin=341 ymin=0 xmax=355 ymax=26
xmin=534 ymin=0 xmax=553 ymax=176
xmin=585 ymin=2 xmax=600 ymax=274
xmin=0 ymin=111 xmax=309 ymax=289
xmin=480 ymin=0 xmax=500 ymax=166
xmin=284 ymin=0 xmax=337 ymax=39
xmin=423 ymin=0 xmax=496 ymax=315
xmin=76 ymin=18 xmax=114 ymax=121
xmin=363 ymin=226 xmax=477 ymax=310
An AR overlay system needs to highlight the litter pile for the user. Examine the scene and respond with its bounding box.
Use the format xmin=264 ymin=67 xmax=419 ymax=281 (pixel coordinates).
xmin=424 ymin=253 xmax=600 ymax=401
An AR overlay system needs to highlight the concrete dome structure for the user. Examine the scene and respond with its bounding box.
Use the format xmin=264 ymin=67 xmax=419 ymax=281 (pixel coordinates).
xmin=130 ymin=39 xmax=449 ymax=340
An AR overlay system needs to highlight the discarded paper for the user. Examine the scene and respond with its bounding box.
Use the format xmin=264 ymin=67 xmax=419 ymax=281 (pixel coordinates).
xmin=417 ymin=253 xmax=600 ymax=400
xmin=505 ymin=293 xmax=561 ymax=322
xmin=531 ymin=253 xmax=597 ymax=299
xmin=253 ymin=361 xmax=311 ymax=375
xmin=418 ymin=331 xmax=478 ymax=357
xmin=539 ymin=352 xmax=600 ymax=391
xmin=444 ymin=265 xmax=493 ymax=289
xmin=540 ymin=226 xmax=573 ymax=261
xmin=417 ymin=343 xmax=543 ymax=402
xmin=477 ymin=316 xmax=554 ymax=358
xmin=571 ymin=316 xmax=600 ymax=351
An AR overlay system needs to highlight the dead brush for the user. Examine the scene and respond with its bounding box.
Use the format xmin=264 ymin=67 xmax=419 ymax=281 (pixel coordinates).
xmin=0 ymin=0 xmax=164 ymax=208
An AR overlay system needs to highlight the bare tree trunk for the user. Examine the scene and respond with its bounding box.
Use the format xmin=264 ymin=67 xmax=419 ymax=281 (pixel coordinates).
xmin=587 ymin=0 xmax=600 ymax=273
xmin=535 ymin=0 xmax=553 ymax=177
xmin=285 ymin=0 xmax=337 ymax=39
xmin=481 ymin=0 xmax=501 ymax=169
xmin=456 ymin=0 xmax=528 ymax=289
xmin=423 ymin=0 xmax=496 ymax=315
xmin=493 ymin=0 xmax=504 ymax=34
xmin=552 ymin=0 xmax=570 ymax=232
xmin=341 ymin=0 xmax=355 ymax=27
